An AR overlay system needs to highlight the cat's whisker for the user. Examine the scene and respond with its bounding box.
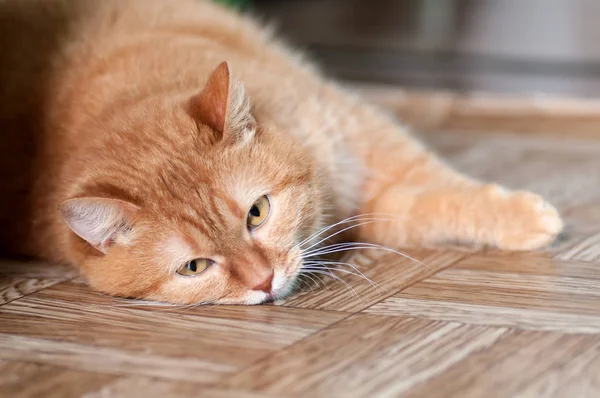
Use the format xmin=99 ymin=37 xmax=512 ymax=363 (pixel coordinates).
xmin=297 ymin=277 xmax=314 ymax=293
xmin=110 ymin=297 xmax=213 ymax=312
xmin=301 ymin=269 xmax=358 ymax=297
xmin=299 ymin=217 xmax=399 ymax=253
xmin=181 ymin=301 xmax=210 ymax=313
xmin=109 ymin=296 xmax=165 ymax=306
xmin=112 ymin=301 xmax=179 ymax=309
xmin=300 ymin=227 xmax=410 ymax=258
xmin=301 ymin=272 xmax=324 ymax=291
xmin=300 ymin=274 xmax=318 ymax=292
xmin=303 ymin=266 xmax=378 ymax=289
xmin=303 ymin=241 xmax=431 ymax=272
xmin=303 ymin=243 xmax=385 ymax=258
xmin=304 ymin=258 xmax=366 ymax=270
xmin=295 ymin=213 xmax=399 ymax=250
xmin=302 ymin=263 xmax=382 ymax=292
xmin=308 ymin=273 xmax=331 ymax=291
xmin=294 ymin=213 xmax=383 ymax=249
xmin=302 ymin=240 xmax=397 ymax=257
xmin=302 ymin=260 xmax=386 ymax=293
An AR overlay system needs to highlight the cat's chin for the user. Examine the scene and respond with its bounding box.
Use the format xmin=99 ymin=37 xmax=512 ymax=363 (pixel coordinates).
xmin=243 ymin=291 xmax=273 ymax=305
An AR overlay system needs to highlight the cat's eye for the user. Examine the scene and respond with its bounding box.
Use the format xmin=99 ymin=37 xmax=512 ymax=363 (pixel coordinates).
xmin=177 ymin=258 xmax=213 ymax=276
xmin=247 ymin=195 xmax=271 ymax=229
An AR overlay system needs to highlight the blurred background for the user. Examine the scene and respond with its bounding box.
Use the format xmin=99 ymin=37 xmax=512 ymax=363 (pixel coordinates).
xmin=250 ymin=0 xmax=600 ymax=97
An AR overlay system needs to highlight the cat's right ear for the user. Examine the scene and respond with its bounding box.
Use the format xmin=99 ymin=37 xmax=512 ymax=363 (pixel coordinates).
xmin=188 ymin=61 xmax=256 ymax=144
xmin=61 ymin=197 xmax=140 ymax=254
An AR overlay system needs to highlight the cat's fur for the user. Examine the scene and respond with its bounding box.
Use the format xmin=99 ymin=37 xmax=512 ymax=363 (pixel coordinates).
xmin=0 ymin=0 xmax=563 ymax=304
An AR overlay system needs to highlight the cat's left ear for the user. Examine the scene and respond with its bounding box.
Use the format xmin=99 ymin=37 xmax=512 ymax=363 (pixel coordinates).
xmin=61 ymin=197 xmax=140 ymax=254
xmin=189 ymin=61 xmax=256 ymax=144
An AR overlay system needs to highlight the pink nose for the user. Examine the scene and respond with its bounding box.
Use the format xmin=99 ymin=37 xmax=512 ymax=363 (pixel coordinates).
xmin=252 ymin=272 xmax=273 ymax=293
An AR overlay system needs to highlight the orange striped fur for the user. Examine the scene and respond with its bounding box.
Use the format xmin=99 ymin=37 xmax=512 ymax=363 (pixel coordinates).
xmin=0 ymin=0 xmax=562 ymax=304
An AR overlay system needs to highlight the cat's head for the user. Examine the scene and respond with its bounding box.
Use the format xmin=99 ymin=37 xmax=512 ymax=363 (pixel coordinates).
xmin=61 ymin=62 xmax=327 ymax=304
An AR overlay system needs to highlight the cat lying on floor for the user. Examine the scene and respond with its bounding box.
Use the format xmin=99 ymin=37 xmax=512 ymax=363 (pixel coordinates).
xmin=0 ymin=0 xmax=562 ymax=304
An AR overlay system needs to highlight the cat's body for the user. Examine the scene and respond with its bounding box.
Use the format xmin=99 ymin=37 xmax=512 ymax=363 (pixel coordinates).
xmin=0 ymin=0 xmax=562 ymax=304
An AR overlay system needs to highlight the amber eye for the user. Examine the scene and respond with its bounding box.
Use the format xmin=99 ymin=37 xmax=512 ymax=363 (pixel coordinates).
xmin=177 ymin=258 xmax=213 ymax=276
xmin=247 ymin=195 xmax=271 ymax=229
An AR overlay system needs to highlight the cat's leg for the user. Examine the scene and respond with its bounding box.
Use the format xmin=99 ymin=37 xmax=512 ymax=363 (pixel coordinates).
xmin=353 ymin=123 xmax=563 ymax=251
xmin=360 ymin=180 xmax=563 ymax=251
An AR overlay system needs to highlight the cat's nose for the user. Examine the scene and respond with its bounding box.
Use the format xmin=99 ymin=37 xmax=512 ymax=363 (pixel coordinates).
xmin=252 ymin=271 xmax=273 ymax=293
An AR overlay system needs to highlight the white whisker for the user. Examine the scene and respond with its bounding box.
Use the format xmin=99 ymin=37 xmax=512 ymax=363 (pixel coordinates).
xmin=309 ymin=273 xmax=331 ymax=291
xmin=304 ymin=258 xmax=365 ymax=270
xmin=294 ymin=213 xmax=378 ymax=248
xmin=295 ymin=213 xmax=398 ymax=250
xmin=301 ymin=269 xmax=358 ymax=297
xmin=303 ymin=260 xmax=387 ymax=293
xmin=303 ymin=241 xmax=431 ymax=272
xmin=302 ymin=264 xmax=382 ymax=292
xmin=301 ymin=272 xmax=324 ymax=291
xmin=297 ymin=275 xmax=316 ymax=293
xmin=300 ymin=217 xmax=398 ymax=253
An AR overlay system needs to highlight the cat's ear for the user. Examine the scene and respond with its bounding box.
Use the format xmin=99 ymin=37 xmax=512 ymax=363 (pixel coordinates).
xmin=61 ymin=197 xmax=140 ymax=254
xmin=189 ymin=61 xmax=256 ymax=144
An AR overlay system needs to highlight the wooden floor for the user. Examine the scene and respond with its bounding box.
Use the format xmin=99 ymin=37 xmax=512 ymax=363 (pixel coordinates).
xmin=2 ymin=90 xmax=600 ymax=397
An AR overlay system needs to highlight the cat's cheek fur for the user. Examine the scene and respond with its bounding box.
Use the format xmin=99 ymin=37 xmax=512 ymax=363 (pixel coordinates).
xmin=150 ymin=269 xmax=272 ymax=305
xmin=149 ymin=275 xmax=225 ymax=305
xmin=80 ymin=252 xmax=167 ymax=300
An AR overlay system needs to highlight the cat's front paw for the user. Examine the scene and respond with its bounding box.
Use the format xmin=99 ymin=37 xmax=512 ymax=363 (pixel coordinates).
xmin=488 ymin=186 xmax=563 ymax=251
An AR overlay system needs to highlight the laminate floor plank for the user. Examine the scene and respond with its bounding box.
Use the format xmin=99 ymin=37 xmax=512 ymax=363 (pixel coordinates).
xmin=401 ymin=330 xmax=600 ymax=398
xmin=366 ymin=255 xmax=600 ymax=333
xmin=2 ymin=91 xmax=600 ymax=396
xmin=83 ymin=376 xmax=269 ymax=398
xmin=0 ymin=360 xmax=115 ymax=398
xmin=280 ymin=250 xmax=465 ymax=312
xmin=220 ymin=315 xmax=511 ymax=397
xmin=0 ymin=260 xmax=76 ymax=306
xmin=0 ymin=280 xmax=347 ymax=383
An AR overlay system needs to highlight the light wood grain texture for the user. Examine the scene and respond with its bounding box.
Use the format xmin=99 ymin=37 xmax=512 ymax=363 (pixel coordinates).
xmin=83 ymin=377 xmax=268 ymax=398
xmin=0 ymin=360 xmax=115 ymax=398
xmin=367 ymin=297 xmax=600 ymax=334
xmin=281 ymin=249 xmax=464 ymax=312
xmin=2 ymin=91 xmax=600 ymax=396
xmin=549 ymin=226 xmax=600 ymax=262
xmin=366 ymin=255 xmax=600 ymax=333
xmin=402 ymin=330 xmax=600 ymax=398
xmin=0 ymin=278 xmax=63 ymax=306
xmin=0 ymin=260 xmax=75 ymax=305
xmin=223 ymin=315 xmax=600 ymax=397
xmin=453 ymin=253 xmax=600 ymax=279
xmin=0 ymin=334 xmax=236 ymax=383
xmin=0 ymin=280 xmax=346 ymax=383
xmin=515 ymin=347 xmax=600 ymax=398
xmin=221 ymin=315 xmax=511 ymax=396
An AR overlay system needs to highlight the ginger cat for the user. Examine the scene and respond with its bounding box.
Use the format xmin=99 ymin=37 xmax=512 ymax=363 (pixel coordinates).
xmin=0 ymin=0 xmax=562 ymax=304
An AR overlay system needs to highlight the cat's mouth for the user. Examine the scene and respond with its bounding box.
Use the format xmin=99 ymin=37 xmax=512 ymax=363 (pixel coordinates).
xmin=253 ymin=269 xmax=299 ymax=304
xmin=240 ymin=264 xmax=302 ymax=305
xmin=273 ymin=268 xmax=301 ymax=297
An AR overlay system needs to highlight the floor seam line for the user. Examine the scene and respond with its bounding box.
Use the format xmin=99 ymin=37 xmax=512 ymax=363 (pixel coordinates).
xmin=350 ymin=253 xmax=473 ymax=313
xmin=0 ymin=275 xmax=77 ymax=307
